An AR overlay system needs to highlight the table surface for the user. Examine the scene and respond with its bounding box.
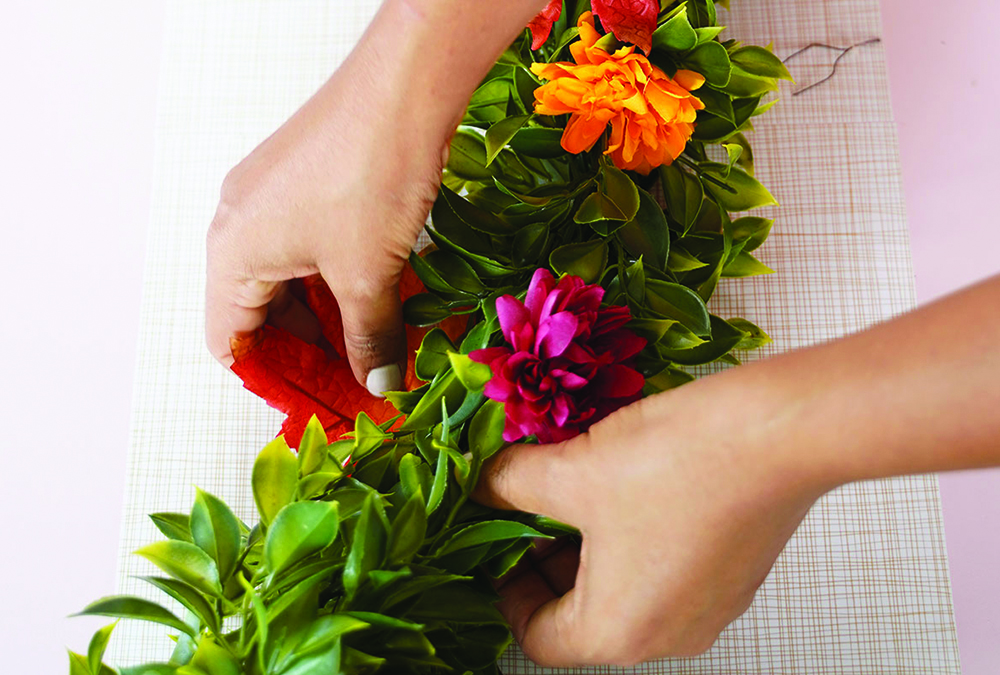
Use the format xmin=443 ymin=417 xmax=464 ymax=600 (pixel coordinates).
xmin=0 ymin=1 xmax=995 ymax=673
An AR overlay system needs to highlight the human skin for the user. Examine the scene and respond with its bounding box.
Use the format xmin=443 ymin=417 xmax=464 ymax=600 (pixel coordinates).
xmin=473 ymin=273 xmax=1000 ymax=667
xmin=204 ymin=0 xmax=551 ymax=394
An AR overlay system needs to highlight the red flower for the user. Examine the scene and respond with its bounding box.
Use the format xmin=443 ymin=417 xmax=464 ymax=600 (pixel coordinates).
xmin=471 ymin=269 xmax=646 ymax=444
xmin=528 ymin=0 xmax=660 ymax=54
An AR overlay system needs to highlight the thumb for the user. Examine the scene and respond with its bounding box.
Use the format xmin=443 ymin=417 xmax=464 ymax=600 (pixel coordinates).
xmin=334 ymin=280 xmax=407 ymax=397
xmin=473 ymin=439 xmax=583 ymax=525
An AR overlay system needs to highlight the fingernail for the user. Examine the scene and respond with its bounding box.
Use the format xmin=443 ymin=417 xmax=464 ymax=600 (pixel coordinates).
xmin=366 ymin=364 xmax=403 ymax=397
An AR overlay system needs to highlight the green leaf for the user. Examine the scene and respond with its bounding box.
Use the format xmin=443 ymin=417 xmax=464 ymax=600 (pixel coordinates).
xmin=441 ymin=185 xmax=517 ymax=236
xmin=75 ymin=596 xmax=195 ymax=637
xmin=728 ymin=317 xmax=772 ymax=350
xmin=277 ymin=615 xmax=370 ymax=671
xmin=141 ymin=577 xmax=219 ymax=635
xmin=643 ymin=366 xmax=696 ymax=393
xmin=659 ymin=314 xmax=746 ymax=365
xmin=387 ymin=492 xmax=428 ymax=565
xmin=398 ymin=453 xmax=431 ymax=504
xmin=653 ymin=6 xmax=697 ymax=51
xmin=343 ymin=493 xmax=387 ymax=597
xmin=720 ymin=66 xmax=779 ymax=97
xmin=188 ymin=637 xmax=240 ymax=675
xmin=134 ymin=541 xmax=221 ymax=597
xmin=297 ymin=415 xmax=329 ymax=477
xmin=400 ymin=370 xmax=467 ymax=431
xmin=447 ymin=126 xmax=492 ymax=181
xmin=668 ymin=247 xmax=709 ymax=272
xmin=87 ymin=622 xmax=117 ymax=675
xmin=702 ymin=164 xmax=777 ymax=211
xmin=659 ymin=164 xmax=704 ymax=233
xmin=644 ymin=280 xmax=712 ymax=336
xmin=149 ymin=513 xmax=192 ymax=543
xmin=696 ymin=85 xmax=735 ymax=123
xmin=549 ymin=239 xmax=608 ymax=285
xmin=415 ymin=329 xmax=456 ymax=382
xmin=694 ymin=26 xmax=725 ymax=44
xmin=722 ymin=143 xmax=743 ymax=178
xmin=722 ymin=250 xmax=775 ymax=277
xmin=508 ymin=126 xmax=566 ymax=158
xmin=435 ymin=521 xmax=550 ymax=557
xmin=119 ymin=665 xmax=178 ymax=675
xmin=448 ymin=351 xmax=493 ymax=391
xmin=512 ymin=221 xmax=550 ymax=267
xmin=618 ymin=189 xmax=670 ymax=270
xmin=729 ymin=45 xmax=793 ymax=80
xmin=469 ymin=399 xmax=506 ymax=464
xmin=402 ymin=293 xmax=454 ymax=327
xmin=426 ymin=442 xmax=450 ymax=515
xmin=485 ymin=115 xmax=532 ymax=166
xmin=423 ymin=250 xmax=487 ymax=296
xmin=485 ymin=539 xmax=535 ymax=578
xmin=729 ymin=216 xmax=772 ymax=251
xmin=683 ymin=41 xmax=731 ymax=86
xmin=189 ymin=489 xmax=242 ymax=581
xmin=264 ymin=501 xmax=340 ymax=578
xmin=252 ymin=436 xmax=297 ymax=527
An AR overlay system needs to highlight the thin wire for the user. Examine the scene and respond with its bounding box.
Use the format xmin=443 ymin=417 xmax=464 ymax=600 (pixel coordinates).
xmin=783 ymin=38 xmax=882 ymax=96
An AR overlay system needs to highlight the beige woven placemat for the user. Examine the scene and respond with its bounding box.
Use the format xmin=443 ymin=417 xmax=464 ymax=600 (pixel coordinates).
xmin=112 ymin=1 xmax=961 ymax=672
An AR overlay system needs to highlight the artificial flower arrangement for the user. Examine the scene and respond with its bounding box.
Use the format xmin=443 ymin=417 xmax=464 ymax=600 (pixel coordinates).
xmin=69 ymin=1 xmax=789 ymax=673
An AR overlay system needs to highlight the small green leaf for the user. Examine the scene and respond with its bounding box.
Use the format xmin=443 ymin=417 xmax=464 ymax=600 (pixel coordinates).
xmin=75 ymin=596 xmax=195 ymax=637
xmin=141 ymin=577 xmax=219 ymax=635
xmin=297 ymin=415 xmax=329 ymax=476
xmin=415 ymin=329 xmax=456 ymax=382
xmin=508 ymin=126 xmax=566 ymax=158
xmin=188 ymin=636 xmax=240 ymax=675
xmin=426 ymin=442 xmax=450 ymax=515
xmin=343 ymin=493 xmax=387 ymax=597
xmin=652 ymin=7 xmax=697 ymax=51
xmin=618 ymin=189 xmax=669 ymax=270
xmin=683 ymin=41 xmax=732 ymax=86
xmin=87 ymin=622 xmax=117 ymax=675
xmin=485 ymin=115 xmax=532 ymax=166
xmin=447 ymin=126 xmax=491 ymax=181
xmin=722 ymin=250 xmax=775 ymax=277
xmin=400 ymin=370 xmax=467 ymax=431
xmin=448 ymin=351 xmax=492 ymax=391
xmin=387 ymin=492 xmax=428 ymax=565
xmin=190 ymin=489 xmax=242 ymax=581
xmin=659 ymin=164 xmax=704 ymax=233
xmin=729 ymin=45 xmax=793 ymax=80
xmin=643 ymin=366 xmax=696 ymax=394
xmin=730 ymin=216 xmax=772 ymax=251
xmin=469 ymin=399 xmax=506 ymax=463
xmin=149 ymin=513 xmax=192 ymax=543
xmin=702 ymin=164 xmax=778 ymax=211
xmin=668 ymin=247 xmax=709 ymax=272
xmin=402 ymin=293 xmax=454 ymax=327
xmin=435 ymin=521 xmax=550 ymax=557
xmin=694 ymin=26 xmax=725 ymax=44
xmin=549 ymin=239 xmax=608 ymax=284
xmin=728 ymin=317 xmax=772 ymax=350
xmin=264 ymin=501 xmax=340 ymax=578
xmin=252 ymin=436 xmax=297 ymax=527
xmin=134 ymin=541 xmax=221 ymax=597
xmin=644 ymin=280 xmax=712 ymax=336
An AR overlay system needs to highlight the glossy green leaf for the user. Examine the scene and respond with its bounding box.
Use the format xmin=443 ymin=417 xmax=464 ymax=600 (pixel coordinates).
xmin=403 ymin=293 xmax=454 ymax=327
xmin=435 ymin=521 xmax=550 ymax=557
xmin=75 ymin=596 xmax=195 ymax=637
xmin=644 ymin=280 xmax=712 ymax=336
xmin=141 ymin=577 xmax=219 ymax=635
xmin=400 ymin=369 xmax=467 ymax=431
xmin=653 ymin=6 xmax=697 ymax=51
xmin=508 ymin=126 xmax=566 ymax=158
xmin=448 ymin=351 xmax=493 ymax=392
xmin=694 ymin=26 xmax=725 ymax=44
xmin=728 ymin=317 xmax=772 ymax=350
xmin=643 ymin=366 xmax=696 ymax=393
xmin=659 ymin=164 xmax=704 ymax=232
xmin=447 ymin=126 xmax=492 ymax=181
xmin=485 ymin=115 xmax=532 ymax=166
xmin=660 ymin=314 xmax=746 ymax=365
xmin=187 ymin=637 xmax=240 ymax=675
xmin=119 ymin=665 xmax=178 ymax=675
xmin=343 ymin=493 xmax=386 ymax=597
xmin=683 ymin=41 xmax=731 ymax=86
xmin=86 ymin=622 xmax=116 ymax=675
xmin=424 ymin=250 xmax=487 ymax=296
xmin=441 ymin=185 xmax=517 ymax=236
xmin=149 ymin=513 xmax=192 ymax=543
xmin=297 ymin=415 xmax=328 ymax=477
xmin=387 ymin=492 xmax=428 ymax=565
xmin=702 ymin=164 xmax=777 ymax=211
xmin=720 ymin=66 xmax=779 ymax=97
xmin=426 ymin=442 xmax=450 ymax=515
xmin=549 ymin=239 xmax=608 ymax=285
xmin=469 ymin=399 xmax=506 ymax=463
xmin=264 ymin=501 xmax=340 ymax=577
xmin=729 ymin=216 xmax=772 ymax=251
xmin=415 ymin=329 xmax=456 ymax=383
xmin=252 ymin=436 xmax=297 ymax=527
xmin=190 ymin=489 xmax=241 ymax=581
xmin=729 ymin=45 xmax=793 ymax=80
xmin=668 ymin=247 xmax=709 ymax=272
xmin=722 ymin=250 xmax=775 ymax=277
xmin=618 ymin=189 xmax=669 ymax=270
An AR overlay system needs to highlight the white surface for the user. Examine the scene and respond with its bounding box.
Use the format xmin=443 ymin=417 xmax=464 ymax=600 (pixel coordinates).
xmin=0 ymin=2 xmax=164 ymax=673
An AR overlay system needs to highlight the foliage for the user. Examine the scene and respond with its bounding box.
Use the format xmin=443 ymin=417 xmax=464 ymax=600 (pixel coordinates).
xmin=70 ymin=1 xmax=782 ymax=672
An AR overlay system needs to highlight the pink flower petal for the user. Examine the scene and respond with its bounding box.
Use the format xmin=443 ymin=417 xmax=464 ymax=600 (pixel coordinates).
xmin=536 ymin=311 xmax=579 ymax=359
xmin=497 ymin=295 xmax=530 ymax=345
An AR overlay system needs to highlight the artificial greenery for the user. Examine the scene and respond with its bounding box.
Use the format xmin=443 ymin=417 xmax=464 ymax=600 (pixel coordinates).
xmin=70 ymin=1 xmax=786 ymax=673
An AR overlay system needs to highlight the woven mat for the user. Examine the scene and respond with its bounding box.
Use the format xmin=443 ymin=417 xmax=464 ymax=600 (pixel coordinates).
xmin=112 ymin=1 xmax=961 ymax=672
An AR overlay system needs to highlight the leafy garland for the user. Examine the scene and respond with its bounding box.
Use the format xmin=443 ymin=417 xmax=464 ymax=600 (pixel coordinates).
xmin=70 ymin=2 xmax=789 ymax=674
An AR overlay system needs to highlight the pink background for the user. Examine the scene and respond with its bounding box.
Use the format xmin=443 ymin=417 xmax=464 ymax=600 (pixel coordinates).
xmin=0 ymin=1 xmax=995 ymax=673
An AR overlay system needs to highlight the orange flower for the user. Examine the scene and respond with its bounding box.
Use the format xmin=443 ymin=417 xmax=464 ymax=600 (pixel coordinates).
xmin=531 ymin=12 xmax=706 ymax=175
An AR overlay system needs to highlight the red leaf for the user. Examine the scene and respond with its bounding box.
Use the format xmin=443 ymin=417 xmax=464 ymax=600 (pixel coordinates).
xmin=592 ymin=0 xmax=659 ymax=54
xmin=231 ymin=259 xmax=468 ymax=449
xmin=527 ymin=0 xmax=563 ymax=50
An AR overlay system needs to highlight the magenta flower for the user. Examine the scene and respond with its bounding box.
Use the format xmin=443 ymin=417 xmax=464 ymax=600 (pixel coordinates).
xmin=470 ymin=269 xmax=647 ymax=444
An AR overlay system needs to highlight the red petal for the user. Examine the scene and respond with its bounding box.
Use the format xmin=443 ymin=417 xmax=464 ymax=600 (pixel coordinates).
xmin=592 ymin=0 xmax=659 ymax=54
xmin=528 ymin=0 xmax=563 ymax=50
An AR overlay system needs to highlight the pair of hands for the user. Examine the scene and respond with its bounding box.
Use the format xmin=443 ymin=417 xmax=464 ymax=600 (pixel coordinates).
xmin=204 ymin=2 xmax=827 ymax=666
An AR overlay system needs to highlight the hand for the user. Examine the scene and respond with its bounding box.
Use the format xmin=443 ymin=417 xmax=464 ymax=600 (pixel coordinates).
xmin=474 ymin=370 xmax=831 ymax=667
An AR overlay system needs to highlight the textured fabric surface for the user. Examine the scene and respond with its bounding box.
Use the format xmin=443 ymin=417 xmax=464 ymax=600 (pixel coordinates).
xmin=112 ymin=1 xmax=961 ymax=671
